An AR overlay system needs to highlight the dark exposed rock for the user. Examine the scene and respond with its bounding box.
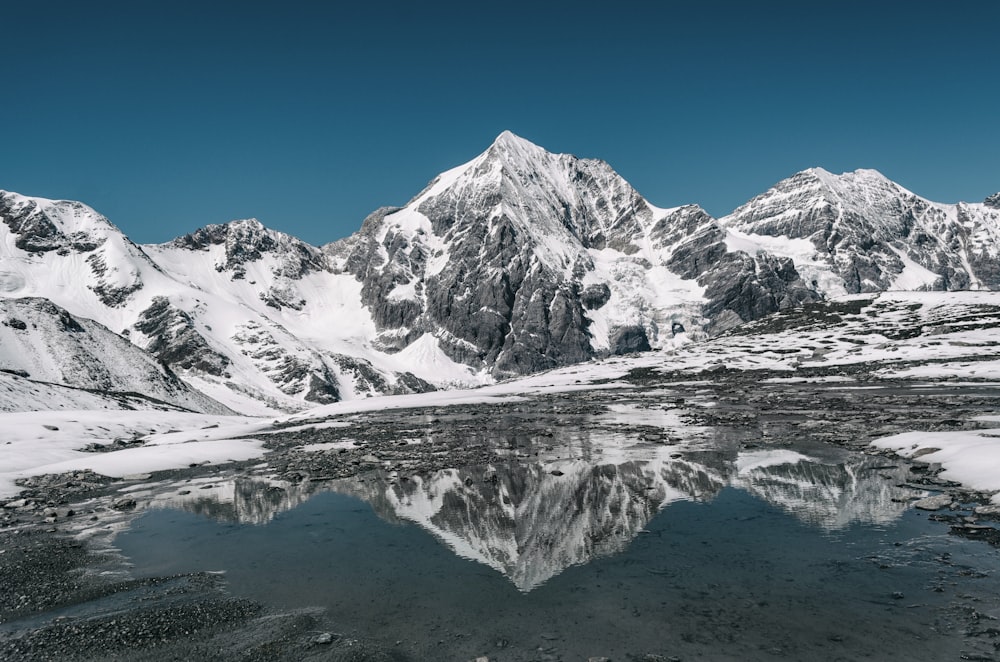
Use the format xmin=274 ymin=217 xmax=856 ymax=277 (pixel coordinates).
xmin=259 ymin=284 xmax=306 ymax=311
xmin=172 ymin=219 xmax=327 ymax=277
xmin=134 ymin=297 xmax=230 ymax=376
xmin=581 ymin=283 xmax=611 ymax=310
xmin=984 ymin=193 xmax=1000 ymax=209
xmin=0 ymin=194 xmax=106 ymax=254
xmin=303 ymin=373 xmax=340 ymax=404
xmin=329 ymin=136 xmax=655 ymax=378
xmin=611 ymin=325 xmax=651 ymax=355
xmin=86 ymin=253 xmax=143 ymax=307
xmin=394 ymin=371 xmax=436 ymax=394
xmin=4 ymin=317 xmax=27 ymax=330
xmin=0 ymin=298 xmax=231 ymax=414
xmin=231 ymin=321 xmax=341 ymax=402
xmin=666 ymin=222 xmax=820 ymax=332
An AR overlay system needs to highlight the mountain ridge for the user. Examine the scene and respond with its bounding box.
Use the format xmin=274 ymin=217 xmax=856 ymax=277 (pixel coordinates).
xmin=1 ymin=132 xmax=997 ymax=413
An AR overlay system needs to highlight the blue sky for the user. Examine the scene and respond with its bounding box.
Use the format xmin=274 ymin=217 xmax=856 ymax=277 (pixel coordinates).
xmin=2 ymin=1 xmax=997 ymax=245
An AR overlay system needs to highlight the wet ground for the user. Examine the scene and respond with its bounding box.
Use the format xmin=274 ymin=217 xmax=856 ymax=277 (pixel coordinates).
xmin=3 ymin=369 xmax=1000 ymax=661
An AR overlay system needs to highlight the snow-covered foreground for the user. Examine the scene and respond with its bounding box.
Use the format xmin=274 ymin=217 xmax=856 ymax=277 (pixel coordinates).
xmin=0 ymin=411 xmax=270 ymax=498
xmin=872 ymin=416 xmax=1000 ymax=505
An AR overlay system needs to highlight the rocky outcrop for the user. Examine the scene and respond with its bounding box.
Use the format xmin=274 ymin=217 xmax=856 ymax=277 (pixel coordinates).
xmin=231 ymin=321 xmax=341 ymax=404
xmin=134 ymin=297 xmax=230 ymax=376
xmin=2 ymin=137 xmax=996 ymax=411
xmin=666 ymin=218 xmax=819 ymax=332
xmin=0 ymin=194 xmax=106 ymax=254
xmin=172 ymin=218 xmax=327 ymax=279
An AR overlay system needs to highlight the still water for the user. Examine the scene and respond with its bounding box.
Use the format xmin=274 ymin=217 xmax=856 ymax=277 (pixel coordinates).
xmin=117 ymin=447 xmax=1000 ymax=661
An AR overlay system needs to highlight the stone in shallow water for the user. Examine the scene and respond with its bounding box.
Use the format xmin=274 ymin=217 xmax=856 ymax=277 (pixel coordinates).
xmin=913 ymin=494 xmax=953 ymax=511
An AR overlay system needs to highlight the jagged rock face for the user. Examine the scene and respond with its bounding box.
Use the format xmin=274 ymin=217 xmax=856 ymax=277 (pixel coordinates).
xmin=328 ymin=135 xmax=833 ymax=376
xmin=985 ymin=193 xmax=1000 ymax=209
xmin=329 ymin=133 xmax=699 ymax=377
xmin=133 ymin=297 xmax=230 ymax=376
xmin=172 ymin=219 xmax=329 ymax=311
xmin=231 ymin=320 xmax=340 ymax=404
xmin=0 ymin=193 xmax=105 ymax=253
xmin=0 ymin=191 xmax=146 ymax=307
xmin=722 ymin=168 xmax=1000 ymax=292
xmin=665 ymin=215 xmax=819 ymax=332
xmin=173 ymin=218 xmax=327 ymax=277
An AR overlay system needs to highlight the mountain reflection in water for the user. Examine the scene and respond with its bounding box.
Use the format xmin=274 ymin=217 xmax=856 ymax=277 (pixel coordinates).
xmin=157 ymin=446 xmax=913 ymax=592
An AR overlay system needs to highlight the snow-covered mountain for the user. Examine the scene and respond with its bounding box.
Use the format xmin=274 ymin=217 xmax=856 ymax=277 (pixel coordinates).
xmin=326 ymin=131 xmax=817 ymax=377
xmin=2 ymin=133 xmax=996 ymax=412
xmin=0 ymin=192 xmax=448 ymax=414
xmin=722 ymin=168 xmax=1000 ymax=294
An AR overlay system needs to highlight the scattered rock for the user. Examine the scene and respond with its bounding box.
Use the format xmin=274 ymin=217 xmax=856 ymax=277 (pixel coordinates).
xmin=913 ymin=494 xmax=953 ymax=511
xmin=111 ymin=497 xmax=137 ymax=511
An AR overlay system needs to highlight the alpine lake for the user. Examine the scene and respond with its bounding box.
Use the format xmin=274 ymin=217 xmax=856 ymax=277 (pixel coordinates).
xmin=4 ymin=370 xmax=1000 ymax=661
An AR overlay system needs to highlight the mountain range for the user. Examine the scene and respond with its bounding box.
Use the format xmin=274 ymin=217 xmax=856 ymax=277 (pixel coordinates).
xmin=2 ymin=131 xmax=997 ymax=414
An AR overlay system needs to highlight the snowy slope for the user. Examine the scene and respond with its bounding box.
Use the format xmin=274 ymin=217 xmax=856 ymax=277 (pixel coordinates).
xmin=0 ymin=298 xmax=229 ymax=413
xmin=0 ymin=192 xmax=461 ymax=413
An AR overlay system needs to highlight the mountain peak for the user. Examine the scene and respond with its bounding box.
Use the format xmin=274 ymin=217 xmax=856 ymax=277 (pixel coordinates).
xmin=486 ymin=130 xmax=549 ymax=163
xmin=802 ymin=167 xmax=892 ymax=189
xmin=491 ymin=130 xmax=537 ymax=149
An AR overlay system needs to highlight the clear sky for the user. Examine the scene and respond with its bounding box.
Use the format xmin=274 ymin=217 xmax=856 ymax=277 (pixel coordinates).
xmin=2 ymin=1 xmax=998 ymax=246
